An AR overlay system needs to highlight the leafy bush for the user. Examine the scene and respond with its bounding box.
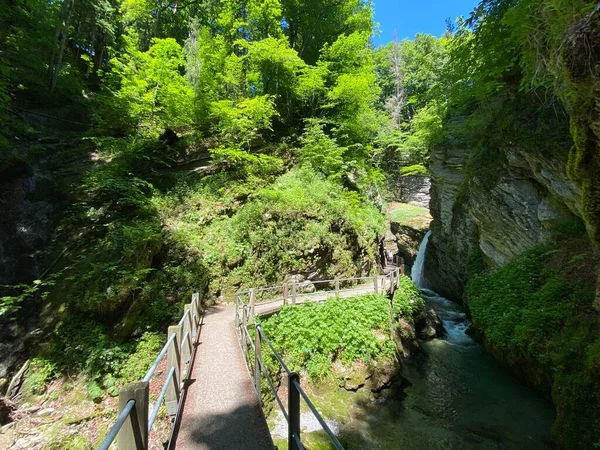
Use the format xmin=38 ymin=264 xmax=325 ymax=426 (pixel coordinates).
xmin=25 ymin=358 xmax=57 ymax=395
xmin=392 ymin=276 xmax=424 ymax=319
xmin=210 ymin=95 xmax=278 ymax=149
xmin=27 ymin=318 xmax=165 ymax=399
xmin=297 ymin=119 xmax=346 ymax=180
xmin=260 ymin=294 xmax=394 ymax=380
xmin=101 ymin=35 xmax=194 ymax=135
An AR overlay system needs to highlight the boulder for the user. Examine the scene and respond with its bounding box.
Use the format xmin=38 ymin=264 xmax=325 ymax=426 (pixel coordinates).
xmin=417 ymin=308 xmax=444 ymax=340
xmin=284 ymin=274 xmax=316 ymax=293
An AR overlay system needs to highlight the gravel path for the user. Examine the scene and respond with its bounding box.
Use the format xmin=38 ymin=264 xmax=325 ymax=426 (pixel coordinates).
xmin=175 ymin=304 xmax=273 ymax=450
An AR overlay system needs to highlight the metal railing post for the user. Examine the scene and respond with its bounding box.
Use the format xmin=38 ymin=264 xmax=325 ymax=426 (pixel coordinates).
xmin=254 ymin=326 xmax=262 ymax=404
xmin=118 ymin=381 xmax=149 ymax=450
xmin=288 ymin=372 xmax=301 ymax=450
xmin=165 ymin=325 xmax=181 ymax=416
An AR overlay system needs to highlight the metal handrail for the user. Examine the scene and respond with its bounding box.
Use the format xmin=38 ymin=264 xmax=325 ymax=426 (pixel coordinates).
xmin=98 ymin=293 xmax=203 ymax=450
xmin=292 ymin=378 xmax=344 ymax=450
xmin=148 ymin=367 xmax=176 ymax=432
xmin=257 ymin=326 xmax=292 ymax=375
xmin=143 ymin=332 xmax=176 ymax=382
xmin=98 ymin=399 xmax=136 ymax=450
xmin=258 ymin=358 xmax=289 ymax=422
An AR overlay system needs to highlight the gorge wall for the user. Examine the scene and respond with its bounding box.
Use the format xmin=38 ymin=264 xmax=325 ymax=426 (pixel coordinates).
xmin=423 ymin=133 xmax=587 ymax=302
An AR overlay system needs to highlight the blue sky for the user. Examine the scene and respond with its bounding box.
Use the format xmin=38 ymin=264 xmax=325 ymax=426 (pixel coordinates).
xmin=372 ymin=0 xmax=479 ymax=46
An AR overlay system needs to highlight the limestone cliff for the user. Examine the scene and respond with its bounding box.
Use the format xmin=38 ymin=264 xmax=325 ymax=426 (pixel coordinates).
xmin=424 ymin=137 xmax=587 ymax=301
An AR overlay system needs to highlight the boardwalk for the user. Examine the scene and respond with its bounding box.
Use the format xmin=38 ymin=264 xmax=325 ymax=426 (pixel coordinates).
xmin=175 ymin=304 xmax=273 ymax=450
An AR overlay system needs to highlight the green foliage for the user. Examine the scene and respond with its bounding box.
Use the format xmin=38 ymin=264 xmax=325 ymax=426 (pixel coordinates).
xmin=392 ymin=276 xmax=424 ymax=319
xmin=25 ymin=358 xmax=57 ymax=395
xmin=210 ymin=95 xmax=278 ymax=149
xmin=117 ymin=332 xmax=164 ymax=383
xmin=297 ymin=120 xmax=346 ymax=179
xmin=0 ymin=277 xmax=56 ymax=317
xmin=28 ymin=317 xmax=164 ymax=399
xmin=261 ymin=294 xmax=393 ymax=380
xmin=101 ymin=35 xmax=194 ymax=135
xmin=160 ymin=168 xmax=384 ymax=299
xmin=399 ymin=164 xmax=427 ymax=176
xmin=467 ymin=244 xmax=600 ymax=449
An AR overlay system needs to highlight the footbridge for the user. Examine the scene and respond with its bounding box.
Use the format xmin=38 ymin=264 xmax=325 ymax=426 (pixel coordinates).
xmin=98 ymin=266 xmax=404 ymax=450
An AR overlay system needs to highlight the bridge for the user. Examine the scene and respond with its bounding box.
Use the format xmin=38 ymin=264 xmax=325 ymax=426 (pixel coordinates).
xmin=98 ymin=266 xmax=403 ymax=450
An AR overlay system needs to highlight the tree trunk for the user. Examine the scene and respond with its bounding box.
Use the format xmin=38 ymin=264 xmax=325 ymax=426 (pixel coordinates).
xmin=49 ymin=0 xmax=75 ymax=93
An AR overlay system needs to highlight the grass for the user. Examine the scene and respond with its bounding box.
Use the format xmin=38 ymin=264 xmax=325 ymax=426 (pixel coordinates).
xmin=386 ymin=202 xmax=431 ymax=229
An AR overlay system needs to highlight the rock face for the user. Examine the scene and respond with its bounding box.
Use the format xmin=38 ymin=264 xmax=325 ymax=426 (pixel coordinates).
xmin=425 ymin=143 xmax=586 ymax=301
xmin=395 ymin=175 xmax=431 ymax=207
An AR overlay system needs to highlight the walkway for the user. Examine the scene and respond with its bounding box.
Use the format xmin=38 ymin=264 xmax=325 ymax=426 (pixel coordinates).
xmin=254 ymin=272 xmax=397 ymax=317
xmin=175 ymin=304 xmax=273 ymax=450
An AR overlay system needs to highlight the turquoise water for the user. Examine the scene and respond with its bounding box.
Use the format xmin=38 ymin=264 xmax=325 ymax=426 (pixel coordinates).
xmin=389 ymin=289 xmax=555 ymax=449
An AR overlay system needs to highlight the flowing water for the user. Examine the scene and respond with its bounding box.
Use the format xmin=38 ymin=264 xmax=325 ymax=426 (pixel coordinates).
xmin=411 ymin=230 xmax=431 ymax=288
xmin=377 ymin=232 xmax=555 ymax=449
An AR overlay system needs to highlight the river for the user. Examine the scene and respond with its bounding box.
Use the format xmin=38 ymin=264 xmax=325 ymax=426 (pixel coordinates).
xmin=384 ymin=232 xmax=555 ymax=449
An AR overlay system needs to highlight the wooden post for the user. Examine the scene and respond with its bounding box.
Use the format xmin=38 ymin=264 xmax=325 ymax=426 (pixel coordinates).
xmin=165 ymin=325 xmax=181 ymax=416
xmin=241 ymin=307 xmax=248 ymax=359
xmin=249 ymin=289 xmax=256 ymax=321
xmin=192 ymin=292 xmax=202 ymax=328
xmin=235 ymin=297 xmax=240 ymax=330
xmin=118 ymin=381 xmax=149 ymax=450
xmin=283 ymin=283 xmax=288 ymax=306
xmin=288 ymin=373 xmax=301 ymax=450
xmin=373 ymin=276 xmax=379 ymax=294
xmin=181 ymin=330 xmax=192 ymax=370
xmin=291 ymin=283 xmax=297 ymax=304
xmin=254 ymin=327 xmax=262 ymax=404
xmin=184 ymin=304 xmax=194 ymax=343
xmin=335 ymin=278 xmax=340 ymax=296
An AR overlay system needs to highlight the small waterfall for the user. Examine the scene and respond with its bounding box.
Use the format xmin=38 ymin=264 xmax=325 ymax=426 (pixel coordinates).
xmin=412 ymin=230 xmax=431 ymax=288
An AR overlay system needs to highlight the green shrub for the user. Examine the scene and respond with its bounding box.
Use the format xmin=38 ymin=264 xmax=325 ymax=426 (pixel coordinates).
xmin=261 ymin=294 xmax=393 ymax=380
xmin=117 ymin=332 xmax=164 ymax=383
xmin=162 ymin=168 xmax=384 ymax=299
xmin=25 ymin=358 xmax=57 ymax=396
xmin=392 ymin=276 xmax=424 ymax=320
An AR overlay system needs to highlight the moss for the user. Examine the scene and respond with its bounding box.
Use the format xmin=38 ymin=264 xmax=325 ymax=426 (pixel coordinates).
xmin=467 ymin=145 xmax=505 ymax=191
xmin=466 ymin=244 xmax=488 ymax=279
xmin=565 ymin=87 xmax=600 ymax=246
xmin=467 ymin=243 xmax=600 ymax=449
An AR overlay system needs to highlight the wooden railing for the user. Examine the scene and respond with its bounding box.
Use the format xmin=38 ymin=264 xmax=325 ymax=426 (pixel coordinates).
xmin=98 ymin=293 xmax=203 ymax=450
xmin=234 ymin=266 xmax=403 ymax=450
